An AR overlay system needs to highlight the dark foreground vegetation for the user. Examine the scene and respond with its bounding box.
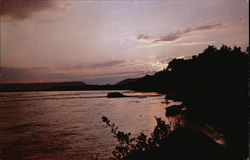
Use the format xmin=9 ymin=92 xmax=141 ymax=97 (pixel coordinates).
xmin=102 ymin=116 xmax=228 ymax=160
xmin=101 ymin=45 xmax=248 ymax=160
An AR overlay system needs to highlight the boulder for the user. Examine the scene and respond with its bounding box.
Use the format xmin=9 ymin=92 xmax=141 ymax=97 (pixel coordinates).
xmin=107 ymin=92 xmax=126 ymax=98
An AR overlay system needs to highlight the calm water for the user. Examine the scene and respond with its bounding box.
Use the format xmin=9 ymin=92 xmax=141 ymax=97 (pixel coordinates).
xmin=0 ymin=90 xmax=171 ymax=160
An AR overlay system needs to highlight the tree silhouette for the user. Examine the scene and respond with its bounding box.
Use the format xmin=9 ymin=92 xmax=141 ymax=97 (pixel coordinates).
xmin=119 ymin=45 xmax=248 ymax=159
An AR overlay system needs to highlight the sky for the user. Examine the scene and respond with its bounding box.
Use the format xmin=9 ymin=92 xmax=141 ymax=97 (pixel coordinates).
xmin=0 ymin=0 xmax=249 ymax=85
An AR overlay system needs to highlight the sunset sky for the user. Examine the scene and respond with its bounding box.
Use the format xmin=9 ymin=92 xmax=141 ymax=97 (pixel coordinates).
xmin=0 ymin=0 xmax=249 ymax=84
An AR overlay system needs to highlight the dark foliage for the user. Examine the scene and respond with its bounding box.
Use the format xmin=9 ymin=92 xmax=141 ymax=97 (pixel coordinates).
xmin=132 ymin=45 xmax=248 ymax=96
xmin=101 ymin=116 xmax=170 ymax=160
xmin=110 ymin=45 xmax=248 ymax=160
xmin=102 ymin=116 xmax=230 ymax=160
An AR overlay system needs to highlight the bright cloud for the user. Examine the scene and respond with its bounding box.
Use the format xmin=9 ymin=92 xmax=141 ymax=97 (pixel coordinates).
xmin=137 ymin=23 xmax=225 ymax=44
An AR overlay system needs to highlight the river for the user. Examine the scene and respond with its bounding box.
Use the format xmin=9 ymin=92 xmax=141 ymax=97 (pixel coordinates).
xmin=0 ymin=90 xmax=172 ymax=160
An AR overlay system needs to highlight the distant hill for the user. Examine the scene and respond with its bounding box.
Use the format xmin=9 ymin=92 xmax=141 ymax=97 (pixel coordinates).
xmin=0 ymin=81 xmax=87 ymax=92
xmin=115 ymin=78 xmax=139 ymax=85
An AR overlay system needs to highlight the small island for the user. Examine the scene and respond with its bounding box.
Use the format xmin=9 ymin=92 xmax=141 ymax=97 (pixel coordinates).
xmin=107 ymin=92 xmax=126 ymax=98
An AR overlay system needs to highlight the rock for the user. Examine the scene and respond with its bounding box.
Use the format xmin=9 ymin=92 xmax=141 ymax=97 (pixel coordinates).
xmin=107 ymin=92 xmax=126 ymax=98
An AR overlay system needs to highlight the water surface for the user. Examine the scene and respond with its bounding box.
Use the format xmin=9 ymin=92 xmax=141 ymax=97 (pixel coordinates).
xmin=0 ymin=90 xmax=169 ymax=160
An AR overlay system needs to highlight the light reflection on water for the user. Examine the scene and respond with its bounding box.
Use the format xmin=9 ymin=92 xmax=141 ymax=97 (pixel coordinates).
xmin=0 ymin=90 xmax=168 ymax=160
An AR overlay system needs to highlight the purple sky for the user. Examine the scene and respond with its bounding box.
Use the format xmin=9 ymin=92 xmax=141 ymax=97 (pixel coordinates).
xmin=0 ymin=0 xmax=249 ymax=84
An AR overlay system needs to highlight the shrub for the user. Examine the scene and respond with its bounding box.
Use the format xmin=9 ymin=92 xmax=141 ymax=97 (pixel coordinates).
xmin=101 ymin=116 xmax=170 ymax=160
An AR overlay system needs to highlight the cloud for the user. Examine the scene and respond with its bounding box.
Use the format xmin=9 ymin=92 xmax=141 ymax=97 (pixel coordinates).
xmin=195 ymin=24 xmax=223 ymax=31
xmin=175 ymin=41 xmax=216 ymax=46
xmin=0 ymin=0 xmax=69 ymax=22
xmin=137 ymin=34 xmax=154 ymax=41
xmin=89 ymin=60 xmax=126 ymax=68
xmin=160 ymin=55 xmax=192 ymax=63
xmin=61 ymin=60 xmax=126 ymax=71
xmin=37 ymin=19 xmax=57 ymax=24
xmin=0 ymin=66 xmax=83 ymax=83
xmin=0 ymin=67 xmax=40 ymax=83
xmin=0 ymin=64 xmax=142 ymax=84
xmin=137 ymin=23 xmax=224 ymax=44
xmin=87 ymin=71 xmax=144 ymax=78
xmin=155 ymin=55 xmax=193 ymax=69
xmin=38 ymin=70 xmax=145 ymax=85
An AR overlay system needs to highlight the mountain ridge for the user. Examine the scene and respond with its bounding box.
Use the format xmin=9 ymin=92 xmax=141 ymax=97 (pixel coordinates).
xmin=0 ymin=81 xmax=87 ymax=92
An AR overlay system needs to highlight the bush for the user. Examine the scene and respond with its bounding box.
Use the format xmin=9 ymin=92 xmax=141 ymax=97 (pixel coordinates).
xmin=101 ymin=116 xmax=170 ymax=160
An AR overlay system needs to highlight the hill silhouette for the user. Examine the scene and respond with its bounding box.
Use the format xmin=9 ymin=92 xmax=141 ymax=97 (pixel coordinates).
xmin=0 ymin=81 xmax=87 ymax=92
